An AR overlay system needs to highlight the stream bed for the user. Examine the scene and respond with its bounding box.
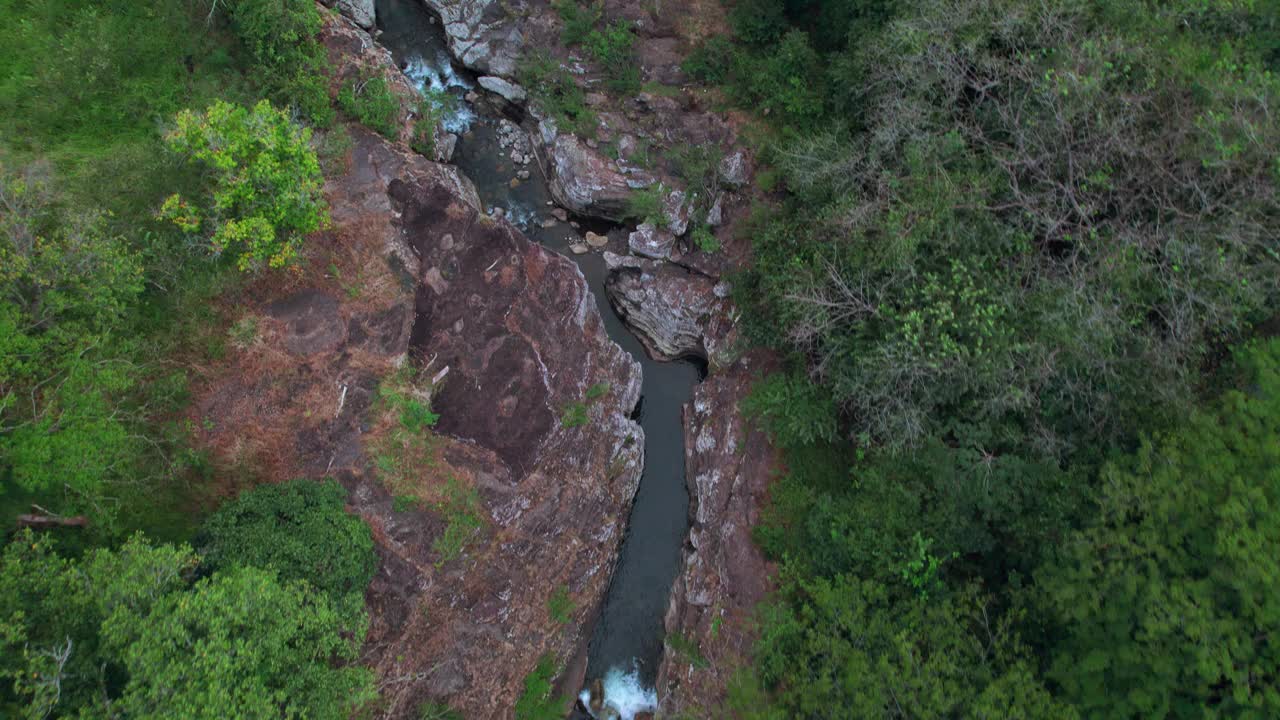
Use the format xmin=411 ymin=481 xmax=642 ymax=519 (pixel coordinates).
xmin=374 ymin=1 xmax=702 ymax=716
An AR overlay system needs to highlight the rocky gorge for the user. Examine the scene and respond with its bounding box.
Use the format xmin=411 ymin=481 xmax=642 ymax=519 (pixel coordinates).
xmin=191 ymin=2 xmax=778 ymax=717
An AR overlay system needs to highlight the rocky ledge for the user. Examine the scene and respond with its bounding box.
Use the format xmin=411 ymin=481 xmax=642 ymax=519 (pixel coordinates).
xmin=655 ymin=354 xmax=780 ymax=717
xmin=602 ymin=252 xmax=737 ymax=368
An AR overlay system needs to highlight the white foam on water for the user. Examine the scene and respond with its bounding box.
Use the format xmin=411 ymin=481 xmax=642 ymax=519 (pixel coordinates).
xmin=403 ymin=52 xmax=476 ymax=133
xmin=577 ymin=664 xmax=658 ymax=720
xmin=501 ymin=202 xmax=539 ymax=232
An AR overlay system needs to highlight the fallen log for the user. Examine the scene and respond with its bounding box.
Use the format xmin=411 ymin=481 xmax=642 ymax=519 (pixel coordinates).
xmin=16 ymin=513 xmax=88 ymax=529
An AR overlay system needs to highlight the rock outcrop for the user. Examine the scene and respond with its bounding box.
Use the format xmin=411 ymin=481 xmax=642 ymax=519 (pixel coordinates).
xmin=323 ymin=0 xmax=376 ymax=29
xmin=543 ymin=126 xmax=656 ymax=221
xmin=655 ymin=355 xmax=780 ymax=717
xmin=189 ymin=15 xmax=648 ymax=720
xmin=628 ymin=223 xmax=676 ymax=260
xmin=603 ymin=253 xmax=736 ymax=366
xmin=424 ymin=0 xmax=526 ymax=77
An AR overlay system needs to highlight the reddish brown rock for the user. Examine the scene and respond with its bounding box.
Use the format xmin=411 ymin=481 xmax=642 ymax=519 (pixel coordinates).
xmin=656 ymin=354 xmax=781 ymax=717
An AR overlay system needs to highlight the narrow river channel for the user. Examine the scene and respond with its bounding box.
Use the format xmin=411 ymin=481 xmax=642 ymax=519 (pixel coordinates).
xmin=374 ymin=2 xmax=703 ymax=716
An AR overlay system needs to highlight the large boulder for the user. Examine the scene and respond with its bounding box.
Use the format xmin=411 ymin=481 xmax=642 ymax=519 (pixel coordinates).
xmin=477 ymin=75 xmax=527 ymax=103
xmin=603 ymin=253 xmax=735 ymax=365
xmin=545 ymin=130 xmax=656 ymax=222
xmin=656 ymin=355 xmax=780 ymax=717
xmin=424 ymin=0 xmax=525 ymax=77
xmin=323 ymin=0 xmax=375 ymax=29
xmin=628 ymin=223 xmax=676 ymax=260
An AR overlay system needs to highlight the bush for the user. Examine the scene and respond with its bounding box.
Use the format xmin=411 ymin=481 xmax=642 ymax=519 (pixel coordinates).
xmin=586 ymin=22 xmax=641 ymax=95
xmin=160 ymin=99 xmax=329 ymax=270
xmin=554 ymin=0 xmax=603 ymax=46
xmin=225 ymin=0 xmax=334 ymax=125
xmin=514 ymin=655 xmax=569 ymax=720
xmin=198 ymin=478 xmax=376 ymax=625
xmin=682 ymin=36 xmax=738 ymax=85
xmin=338 ymin=74 xmax=404 ymax=139
xmin=518 ymin=51 xmax=597 ymax=136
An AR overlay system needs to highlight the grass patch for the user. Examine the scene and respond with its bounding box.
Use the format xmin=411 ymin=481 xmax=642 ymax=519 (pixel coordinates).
xmin=554 ymin=0 xmax=603 ymax=45
xmin=418 ymin=702 xmax=463 ymax=720
xmin=369 ymin=366 xmax=441 ymax=497
xmin=625 ymin=183 xmax=666 ymax=226
xmin=561 ymin=402 xmax=590 ymax=428
xmin=547 ymin=584 xmax=574 ymax=624
xmin=431 ymin=476 xmax=484 ymax=566
xmin=668 ymin=632 xmax=710 ymax=669
xmin=586 ymin=382 xmax=611 ymax=400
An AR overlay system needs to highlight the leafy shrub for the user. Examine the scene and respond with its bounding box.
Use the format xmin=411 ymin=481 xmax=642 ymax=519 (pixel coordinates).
xmin=198 ymin=478 xmax=376 ymax=625
xmin=690 ymin=224 xmax=720 ymax=253
xmin=586 ymin=22 xmax=641 ymax=95
xmin=160 ymin=99 xmax=329 ymax=270
xmin=561 ymin=401 xmax=589 ymax=427
xmin=742 ymin=370 xmax=838 ymax=447
xmin=518 ymin=51 xmax=597 ymax=136
xmin=554 ymin=0 xmax=603 ymax=46
xmin=225 ymin=0 xmax=334 ymax=125
xmin=682 ymin=36 xmax=737 ymax=84
xmin=730 ymin=0 xmax=788 ymax=46
xmin=514 ymin=655 xmax=569 ymax=720
xmin=338 ymin=74 xmax=403 ymax=139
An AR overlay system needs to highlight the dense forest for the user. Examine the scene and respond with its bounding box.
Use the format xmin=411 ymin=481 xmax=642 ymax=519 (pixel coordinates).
xmin=1 ymin=0 xmax=1278 ymax=717
xmin=706 ymin=0 xmax=1280 ymax=716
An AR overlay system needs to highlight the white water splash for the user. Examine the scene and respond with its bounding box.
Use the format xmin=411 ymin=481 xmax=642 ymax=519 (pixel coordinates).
xmin=500 ymin=201 xmax=540 ymax=232
xmin=403 ymin=52 xmax=476 ymax=133
xmin=578 ymin=664 xmax=658 ymax=720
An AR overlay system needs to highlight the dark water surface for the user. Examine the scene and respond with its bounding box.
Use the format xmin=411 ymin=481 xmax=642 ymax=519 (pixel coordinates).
xmin=375 ymin=0 xmax=701 ymax=702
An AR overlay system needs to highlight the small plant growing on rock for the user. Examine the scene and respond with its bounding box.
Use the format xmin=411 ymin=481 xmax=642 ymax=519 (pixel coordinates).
xmin=515 ymin=655 xmax=570 ymax=720
xmin=561 ymin=401 xmax=589 ymax=428
xmin=586 ymin=382 xmax=611 ymax=400
xmin=432 ymin=476 xmax=484 ymax=566
xmin=418 ymin=701 xmax=463 ymax=720
xmin=626 ymin=184 xmax=666 ymax=226
xmin=547 ymin=584 xmax=574 ymax=624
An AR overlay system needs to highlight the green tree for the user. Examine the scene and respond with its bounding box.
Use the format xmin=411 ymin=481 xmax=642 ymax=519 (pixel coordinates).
xmin=741 ymin=575 xmax=1074 ymax=719
xmin=0 ymin=530 xmax=374 ymax=718
xmin=161 ymin=99 xmax=329 ymax=271
xmin=198 ymin=478 xmax=376 ymax=627
xmin=1039 ymin=339 xmax=1280 ymax=718
xmin=0 ymin=164 xmax=145 ymax=507
xmin=224 ymin=0 xmax=334 ymax=125
xmin=103 ymin=565 xmax=373 ymax=719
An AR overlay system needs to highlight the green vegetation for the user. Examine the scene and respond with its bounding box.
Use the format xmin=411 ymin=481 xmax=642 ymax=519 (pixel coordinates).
xmin=561 ymin=402 xmax=590 ymax=427
xmin=161 ymin=99 xmax=329 ymax=271
xmin=667 ymin=632 xmax=709 ymax=669
xmin=705 ymin=0 xmax=1280 ymax=713
xmin=625 ymin=183 xmax=666 ymax=226
xmin=0 ymin=504 xmax=376 ymax=718
xmin=547 ymin=584 xmax=574 ymax=624
xmin=418 ymin=701 xmax=465 ymax=720
xmin=197 ymin=478 xmax=376 ymax=626
xmin=514 ymin=654 xmax=569 ymax=720
xmin=432 ymin=477 xmax=485 ymax=565
xmin=369 ymin=365 xmax=442 ymax=495
xmin=554 ymin=0 xmax=603 ymax=46
xmin=585 ymin=22 xmax=641 ymax=95
xmin=519 ymin=51 xmax=597 ymax=137
xmin=338 ymin=73 xmax=404 ymax=140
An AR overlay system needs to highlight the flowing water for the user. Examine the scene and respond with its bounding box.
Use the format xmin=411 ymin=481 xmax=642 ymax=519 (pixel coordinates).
xmin=374 ymin=2 xmax=702 ymax=716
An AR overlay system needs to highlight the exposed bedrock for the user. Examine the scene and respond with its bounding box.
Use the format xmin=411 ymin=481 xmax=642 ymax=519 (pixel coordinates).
xmin=602 ymin=252 xmax=737 ymax=368
xmin=655 ymin=354 xmax=781 ymax=717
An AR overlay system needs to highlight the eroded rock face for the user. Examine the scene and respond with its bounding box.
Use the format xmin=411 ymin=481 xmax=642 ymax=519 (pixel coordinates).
xmin=656 ymin=355 xmax=780 ymax=717
xmin=323 ymin=0 xmax=376 ymax=29
xmin=603 ymin=253 xmax=736 ymax=366
xmin=424 ymin=0 xmax=525 ymax=77
xmin=358 ymin=129 xmax=644 ymax=718
xmin=545 ymin=129 xmax=656 ymax=222
xmin=192 ymin=18 xmax=647 ymax=718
